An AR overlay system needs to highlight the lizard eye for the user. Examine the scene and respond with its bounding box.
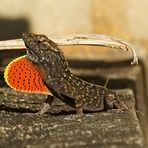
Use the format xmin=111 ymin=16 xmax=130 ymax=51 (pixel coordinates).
xmin=37 ymin=40 xmax=41 ymax=44
xmin=37 ymin=35 xmax=47 ymax=42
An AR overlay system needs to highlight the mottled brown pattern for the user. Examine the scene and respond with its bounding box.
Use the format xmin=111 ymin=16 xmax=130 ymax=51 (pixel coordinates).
xmin=22 ymin=33 xmax=132 ymax=115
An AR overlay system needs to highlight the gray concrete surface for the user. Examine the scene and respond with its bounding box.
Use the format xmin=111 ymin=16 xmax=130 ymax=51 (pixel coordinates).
xmin=0 ymin=88 xmax=144 ymax=148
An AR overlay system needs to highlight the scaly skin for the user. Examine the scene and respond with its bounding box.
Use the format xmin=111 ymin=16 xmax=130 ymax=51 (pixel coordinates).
xmin=22 ymin=33 xmax=132 ymax=115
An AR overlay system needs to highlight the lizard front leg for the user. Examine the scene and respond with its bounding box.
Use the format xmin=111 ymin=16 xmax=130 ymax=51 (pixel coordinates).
xmin=39 ymin=95 xmax=54 ymax=115
xmin=39 ymin=77 xmax=64 ymax=115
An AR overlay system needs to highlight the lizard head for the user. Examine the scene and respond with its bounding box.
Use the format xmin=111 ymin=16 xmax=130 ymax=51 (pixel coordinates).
xmin=22 ymin=32 xmax=50 ymax=64
xmin=22 ymin=33 xmax=69 ymax=77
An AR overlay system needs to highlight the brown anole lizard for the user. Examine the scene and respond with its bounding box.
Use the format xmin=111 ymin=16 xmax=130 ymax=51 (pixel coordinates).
xmin=18 ymin=33 xmax=134 ymax=115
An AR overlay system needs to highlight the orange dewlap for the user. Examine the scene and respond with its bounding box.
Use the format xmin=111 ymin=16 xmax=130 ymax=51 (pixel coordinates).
xmin=4 ymin=55 xmax=51 ymax=95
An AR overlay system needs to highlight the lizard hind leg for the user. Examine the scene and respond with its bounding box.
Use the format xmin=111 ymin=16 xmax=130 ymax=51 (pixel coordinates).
xmin=105 ymin=93 xmax=128 ymax=110
xmin=75 ymin=97 xmax=83 ymax=116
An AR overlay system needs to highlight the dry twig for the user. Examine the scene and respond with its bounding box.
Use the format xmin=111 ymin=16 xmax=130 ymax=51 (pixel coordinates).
xmin=0 ymin=34 xmax=138 ymax=64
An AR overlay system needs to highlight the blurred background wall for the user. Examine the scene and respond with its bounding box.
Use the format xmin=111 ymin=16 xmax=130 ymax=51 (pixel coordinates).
xmin=0 ymin=0 xmax=147 ymax=50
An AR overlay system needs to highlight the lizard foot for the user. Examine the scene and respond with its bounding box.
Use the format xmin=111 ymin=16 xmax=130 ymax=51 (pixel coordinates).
xmin=38 ymin=95 xmax=54 ymax=115
xmin=38 ymin=103 xmax=51 ymax=115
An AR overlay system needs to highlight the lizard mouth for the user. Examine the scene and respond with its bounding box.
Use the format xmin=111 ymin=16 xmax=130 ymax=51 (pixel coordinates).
xmin=22 ymin=33 xmax=40 ymax=64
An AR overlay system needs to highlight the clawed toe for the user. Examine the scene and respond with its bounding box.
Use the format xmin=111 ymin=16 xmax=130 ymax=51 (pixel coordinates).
xmin=39 ymin=103 xmax=51 ymax=115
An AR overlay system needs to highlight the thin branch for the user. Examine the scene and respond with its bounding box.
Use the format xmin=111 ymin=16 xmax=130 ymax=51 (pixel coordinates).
xmin=0 ymin=34 xmax=138 ymax=64
xmin=104 ymin=79 xmax=110 ymax=88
